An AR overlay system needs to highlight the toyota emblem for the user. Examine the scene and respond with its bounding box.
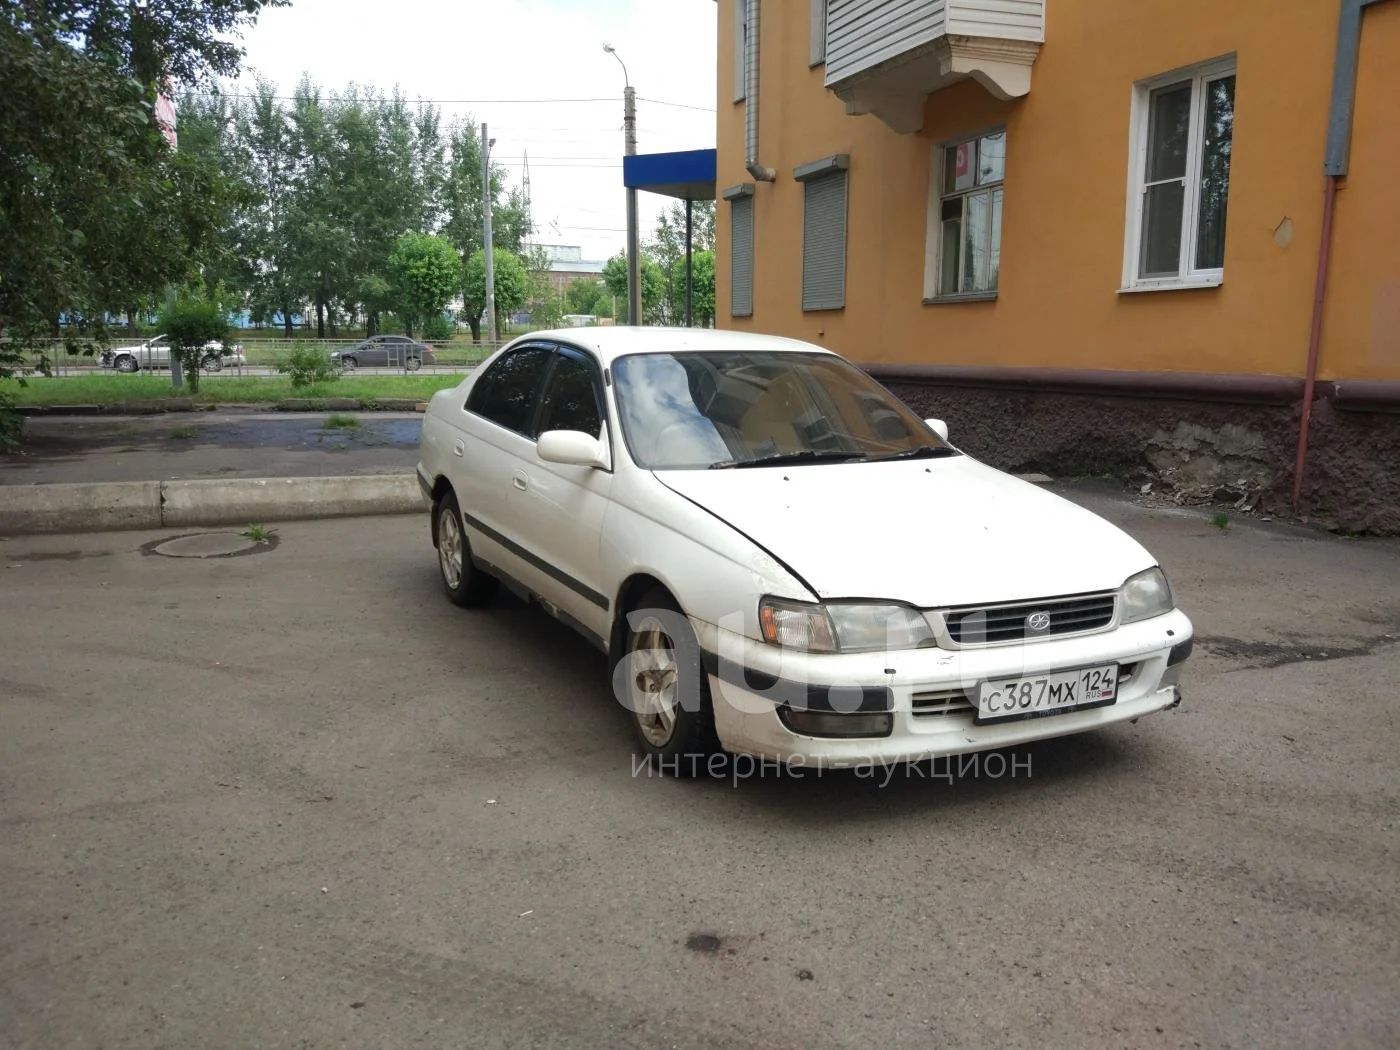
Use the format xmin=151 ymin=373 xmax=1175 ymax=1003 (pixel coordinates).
xmin=1026 ymin=611 xmax=1052 ymax=633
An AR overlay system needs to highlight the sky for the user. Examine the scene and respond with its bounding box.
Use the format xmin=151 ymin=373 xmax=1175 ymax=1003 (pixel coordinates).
xmin=229 ymin=0 xmax=718 ymax=263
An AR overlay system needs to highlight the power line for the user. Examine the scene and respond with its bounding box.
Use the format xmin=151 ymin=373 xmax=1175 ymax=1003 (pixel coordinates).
xmin=638 ymin=96 xmax=715 ymax=113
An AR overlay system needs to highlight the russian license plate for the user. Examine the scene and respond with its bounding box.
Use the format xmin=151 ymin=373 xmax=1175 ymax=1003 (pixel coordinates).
xmin=976 ymin=664 xmax=1119 ymax=724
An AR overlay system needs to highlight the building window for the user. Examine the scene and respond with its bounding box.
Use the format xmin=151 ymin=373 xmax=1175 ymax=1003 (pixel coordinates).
xmin=1124 ymin=56 xmax=1235 ymax=289
xmin=810 ymin=0 xmax=826 ymax=67
xmin=733 ymin=0 xmax=748 ymax=103
xmin=727 ymin=188 xmax=754 ymax=317
xmin=926 ymin=130 xmax=1005 ymax=299
xmin=796 ymin=155 xmax=849 ymax=311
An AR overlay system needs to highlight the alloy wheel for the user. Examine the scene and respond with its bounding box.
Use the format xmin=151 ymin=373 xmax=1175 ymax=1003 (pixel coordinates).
xmin=438 ymin=504 xmax=463 ymax=589
xmin=630 ymin=618 xmax=680 ymax=747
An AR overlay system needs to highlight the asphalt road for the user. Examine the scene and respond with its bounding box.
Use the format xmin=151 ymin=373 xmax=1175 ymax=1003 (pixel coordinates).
xmin=2 ymin=489 xmax=1397 ymax=1048
xmin=1 ymin=411 xmax=421 ymax=486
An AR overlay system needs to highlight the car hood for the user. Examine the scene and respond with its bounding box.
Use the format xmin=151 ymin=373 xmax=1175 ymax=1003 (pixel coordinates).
xmin=653 ymin=456 xmax=1155 ymax=608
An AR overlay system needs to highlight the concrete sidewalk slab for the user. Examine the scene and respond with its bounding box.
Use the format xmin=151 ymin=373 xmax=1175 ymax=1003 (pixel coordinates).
xmin=0 ymin=473 xmax=425 ymax=535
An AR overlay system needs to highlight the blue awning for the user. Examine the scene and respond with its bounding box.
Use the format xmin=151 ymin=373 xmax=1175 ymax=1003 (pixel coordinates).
xmin=622 ymin=148 xmax=717 ymax=201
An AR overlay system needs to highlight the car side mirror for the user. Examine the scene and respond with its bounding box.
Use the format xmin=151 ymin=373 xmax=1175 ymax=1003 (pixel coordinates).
xmin=537 ymin=429 xmax=608 ymax=468
xmin=924 ymin=418 xmax=949 ymax=441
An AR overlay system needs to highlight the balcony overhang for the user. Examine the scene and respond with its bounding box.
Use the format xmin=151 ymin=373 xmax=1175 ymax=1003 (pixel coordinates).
xmin=829 ymin=34 xmax=1040 ymax=133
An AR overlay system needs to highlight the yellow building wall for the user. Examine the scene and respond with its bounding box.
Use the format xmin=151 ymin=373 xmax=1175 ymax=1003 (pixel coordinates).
xmin=715 ymin=0 xmax=1400 ymax=381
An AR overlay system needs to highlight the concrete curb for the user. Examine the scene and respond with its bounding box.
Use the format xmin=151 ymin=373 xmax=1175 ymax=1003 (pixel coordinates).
xmin=0 ymin=473 xmax=427 ymax=536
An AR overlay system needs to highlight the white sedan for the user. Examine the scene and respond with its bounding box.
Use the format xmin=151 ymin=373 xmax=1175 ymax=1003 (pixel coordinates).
xmin=99 ymin=336 xmax=247 ymax=373
xmin=416 ymin=328 xmax=1192 ymax=769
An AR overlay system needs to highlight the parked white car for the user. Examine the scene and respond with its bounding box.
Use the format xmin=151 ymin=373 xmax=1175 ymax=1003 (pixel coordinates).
xmin=99 ymin=336 xmax=246 ymax=373
xmin=417 ymin=328 xmax=1192 ymax=769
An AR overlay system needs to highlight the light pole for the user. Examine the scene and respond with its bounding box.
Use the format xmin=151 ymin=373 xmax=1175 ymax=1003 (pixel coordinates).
xmin=604 ymin=43 xmax=641 ymax=326
xmin=481 ymin=124 xmax=497 ymax=344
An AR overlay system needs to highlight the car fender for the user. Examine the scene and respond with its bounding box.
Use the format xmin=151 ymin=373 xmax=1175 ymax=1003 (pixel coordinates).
xmin=601 ymin=471 xmax=814 ymax=649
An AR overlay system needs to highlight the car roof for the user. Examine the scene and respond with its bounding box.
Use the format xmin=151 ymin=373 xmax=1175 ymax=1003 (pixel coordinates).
xmin=518 ymin=326 xmax=835 ymax=365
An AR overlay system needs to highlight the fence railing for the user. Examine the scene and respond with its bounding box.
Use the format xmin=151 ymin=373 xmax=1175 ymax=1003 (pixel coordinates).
xmin=7 ymin=338 xmax=505 ymax=377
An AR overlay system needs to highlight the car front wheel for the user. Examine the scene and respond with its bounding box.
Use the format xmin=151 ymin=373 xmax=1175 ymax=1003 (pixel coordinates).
xmin=114 ymin=355 xmax=139 ymax=374
xmin=622 ymin=587 xmax=719 ymax=767
xmin=340 ymin=356 xmax=357 ymax=372
xmin=202 ymin=354 xmax=223 ymax=372
xmin=435 ymin=490 xmax=497 ymax=607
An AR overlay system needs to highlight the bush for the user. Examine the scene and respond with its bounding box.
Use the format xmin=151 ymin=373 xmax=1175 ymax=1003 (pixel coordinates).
xmin=421 ymin=314 xmax=454 ymax=342
xmin=158 ymin=292 xmax=229 ymax=394
xmin=277 ymin=342 xmax=340 ymax=390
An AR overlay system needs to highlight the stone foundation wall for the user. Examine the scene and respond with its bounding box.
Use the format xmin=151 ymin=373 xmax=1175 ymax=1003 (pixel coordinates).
xmin=882 ymin=381 xmax=1400 ymax=535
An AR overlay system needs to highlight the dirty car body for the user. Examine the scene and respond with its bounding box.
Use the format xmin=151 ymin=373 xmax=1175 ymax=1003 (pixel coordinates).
xmin=416 ymin=328 xmax=1192 ymax=767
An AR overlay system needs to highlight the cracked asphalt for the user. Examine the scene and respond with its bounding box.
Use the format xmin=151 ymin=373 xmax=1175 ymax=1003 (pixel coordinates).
xmin=1 ymin=486 xmax=1397 ymax=1048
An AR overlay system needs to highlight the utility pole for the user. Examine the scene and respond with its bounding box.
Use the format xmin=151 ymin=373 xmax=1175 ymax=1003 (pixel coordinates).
xmin=685 ymin=198 xmax=694 ymax=327
xmin=481 ymin=123 xmax=497 ymax=344
xmin=605 ymin=44 xmax=641 ymax=326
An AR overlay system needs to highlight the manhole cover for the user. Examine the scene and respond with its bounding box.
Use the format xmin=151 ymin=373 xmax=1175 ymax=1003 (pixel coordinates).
xmin=145 ymin=532 xmax=277 ymax=559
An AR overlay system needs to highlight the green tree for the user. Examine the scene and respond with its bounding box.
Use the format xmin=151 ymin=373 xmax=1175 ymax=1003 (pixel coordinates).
xmin=0 ymin=0 xmax=278 ymax=405
xmin=564 ymin=279 xmax=607 ymax=316
xmin=668 ymin=250 xmax=715 ymax=327
xmin=462 ymin=248 xmax=529 ymax=343
xmin=158 ymin=289 xmax=229 ymax=394
xmin=388 ymin=233 xmax=460 ymax=339
xmin=603 ymin=254 xmax=666 ymax=324
xmin=646 ymin=201 xmax=716 ymax=325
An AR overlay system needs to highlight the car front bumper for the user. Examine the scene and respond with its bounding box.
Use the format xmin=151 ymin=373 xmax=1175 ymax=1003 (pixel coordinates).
xmin=693 ymin=609 xmax=1192 ymax=768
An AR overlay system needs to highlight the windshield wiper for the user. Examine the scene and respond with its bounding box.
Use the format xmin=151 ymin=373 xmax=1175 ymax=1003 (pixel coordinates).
xmin=868 ymin=445 xmax=961 ymax=462
xmin=709 ymin=449 xmax=870 ymax=469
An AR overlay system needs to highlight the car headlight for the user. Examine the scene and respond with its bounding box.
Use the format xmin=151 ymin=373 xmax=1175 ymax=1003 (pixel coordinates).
xmin=1119 ymin=567 xmax=1174 ymax=624
xmin=759 ymin=597 xmax=936 ymax=653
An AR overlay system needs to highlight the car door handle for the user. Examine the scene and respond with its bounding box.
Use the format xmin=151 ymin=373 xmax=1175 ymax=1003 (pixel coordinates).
xmin=453 ymin=439 xmax=464 ymax=457
xmin=512 ymin=471 xmax=528 ymax=491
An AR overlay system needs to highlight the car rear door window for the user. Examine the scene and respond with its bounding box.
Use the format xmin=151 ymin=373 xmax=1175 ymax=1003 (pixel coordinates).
xmin=536 ymin=351 xmax=603 ymax=437
xmin=467 ymin=345 xmax=553 ymax=437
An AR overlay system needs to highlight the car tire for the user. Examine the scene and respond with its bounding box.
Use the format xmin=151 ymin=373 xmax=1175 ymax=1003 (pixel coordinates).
xmin=622 ymin=586 xmax=719 ymax=769
xmin=114 ymin=355 xmax=139 ymax=374
xmin=405 ymin=356 xmax=421 ymax=372
xmin=340 ymin=356 xmax=357 ymax=372
xmin=202 ymin=354 xmax=223 ymax=372
xmin=434 ymin=489 xmax=497 ymax=608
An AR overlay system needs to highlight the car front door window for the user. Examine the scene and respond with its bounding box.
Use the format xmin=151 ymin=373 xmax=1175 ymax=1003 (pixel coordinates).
xmin=536 ymin=351 xmax=604 ymax=437
xmin=467 ymin=346 xmax=554 ymax=436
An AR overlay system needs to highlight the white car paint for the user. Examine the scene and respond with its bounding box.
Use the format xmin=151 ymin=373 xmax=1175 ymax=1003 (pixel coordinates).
xmin=654 ymin=457 xmax=1156 ymax=607
xmin=417 ymin=327 xmax=1192 ymax=767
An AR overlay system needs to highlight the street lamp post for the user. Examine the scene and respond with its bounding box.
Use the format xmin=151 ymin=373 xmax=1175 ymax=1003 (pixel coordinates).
xmin=604 ymin=44 xmax=641 ymax=326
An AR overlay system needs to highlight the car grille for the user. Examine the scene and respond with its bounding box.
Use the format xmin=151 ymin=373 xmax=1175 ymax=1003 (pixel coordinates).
xmin=942 ymin=591 xmax=1117 ymax=646
xmin=910 ymin=686 xmax=975 ymax=718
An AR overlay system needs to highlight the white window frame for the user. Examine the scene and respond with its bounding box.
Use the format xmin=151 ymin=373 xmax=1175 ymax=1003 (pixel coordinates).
xmin=1120 ymin=54 xmax=1236 ymax=293
xmin=922 ymin=126 xmax=1005 ymax=302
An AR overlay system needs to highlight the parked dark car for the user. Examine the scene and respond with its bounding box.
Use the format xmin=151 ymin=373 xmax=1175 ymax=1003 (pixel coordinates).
xmin=330 ymin=335 xmax=436 ymax=371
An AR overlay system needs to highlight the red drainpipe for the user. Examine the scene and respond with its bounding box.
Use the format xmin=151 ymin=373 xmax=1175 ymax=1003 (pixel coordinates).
xmin=1291 ymin=174 xmax=1339 ymax=513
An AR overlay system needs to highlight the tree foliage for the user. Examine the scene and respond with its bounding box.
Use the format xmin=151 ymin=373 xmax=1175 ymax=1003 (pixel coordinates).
xmin=0 ymin=0 xmax=278 ymax=394
xmin=172 ymin=82 xmax=534 ymax=341
xmin=603 ymin=254 xmax=667 ymax=325
xmin=387 ymin=233 xmax=459 ymax=338
xmin=463 ymin=248 xmax=530 ymax=342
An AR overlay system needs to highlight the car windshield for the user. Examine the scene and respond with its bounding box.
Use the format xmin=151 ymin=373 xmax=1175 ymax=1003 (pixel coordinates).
xmin=611 ymin=350 xmax=956 ymax=470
